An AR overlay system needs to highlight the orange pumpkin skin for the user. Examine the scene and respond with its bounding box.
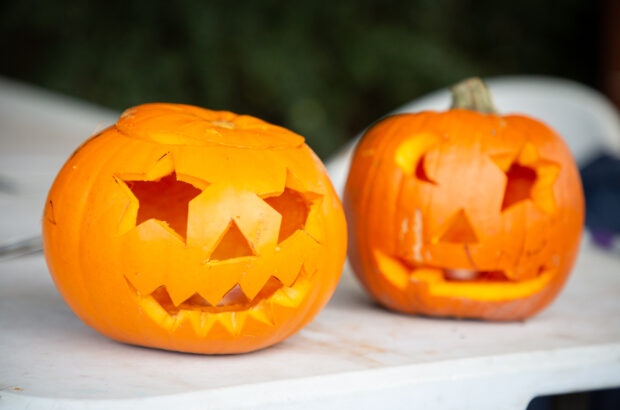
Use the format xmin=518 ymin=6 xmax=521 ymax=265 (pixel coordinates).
xmin=43 ymin=103 xmax=347 ymax=354
xmin=345 ymin=109 xmax=584 ymax=320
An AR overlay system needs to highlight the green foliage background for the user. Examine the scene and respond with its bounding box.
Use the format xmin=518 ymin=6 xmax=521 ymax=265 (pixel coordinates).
xmin=0 ymin=0 xmax=598 ymax=158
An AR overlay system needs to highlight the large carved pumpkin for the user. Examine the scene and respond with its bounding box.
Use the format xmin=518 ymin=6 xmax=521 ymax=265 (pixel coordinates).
xmin=344 ymin=78 xmax=584 ymax=320
xmin=43 ymin=103 xmax=347 ymax=353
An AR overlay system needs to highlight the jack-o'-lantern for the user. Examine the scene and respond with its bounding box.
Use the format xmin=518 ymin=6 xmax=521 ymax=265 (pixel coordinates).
xmin=43 ymin=103 xmax=347 ymax=353
xmin=344 ymin=78 xmax=584 ymax=320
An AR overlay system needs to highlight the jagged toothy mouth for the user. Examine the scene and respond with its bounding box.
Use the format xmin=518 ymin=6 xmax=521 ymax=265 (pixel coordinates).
xmin=147 ymin=277 xmax=284 ymax=314
xmin=125 ymin=267 xmax=314 ymax=336
xmin=374 ymin=250 xmax=556 ymax=301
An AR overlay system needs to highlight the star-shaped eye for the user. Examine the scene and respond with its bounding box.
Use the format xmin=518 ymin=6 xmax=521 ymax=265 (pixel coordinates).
xmin=123 ymin=172 xmax=203 ymax=241
xmin=264 ymin=187 xmax=320 ymax=243
xmin=491 ymin=142 xmax=560 ymax=213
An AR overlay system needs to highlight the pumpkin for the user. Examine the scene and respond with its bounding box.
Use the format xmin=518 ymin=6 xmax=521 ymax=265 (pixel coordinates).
xmin=42 ymin=103 xmax=347 ymax=354
xmin=344 ymin=78 xmax=584 ymax=320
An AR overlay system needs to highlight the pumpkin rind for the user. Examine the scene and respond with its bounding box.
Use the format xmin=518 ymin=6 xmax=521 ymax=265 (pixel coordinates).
xmin=344 ymin=105 xmax=584 ymax=320
xmin=43 ymin=103 xmax=347 ymax=354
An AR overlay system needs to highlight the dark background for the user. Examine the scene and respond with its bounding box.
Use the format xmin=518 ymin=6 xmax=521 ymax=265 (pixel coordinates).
xmin=0 ymin=0 xmax=610 ymax=158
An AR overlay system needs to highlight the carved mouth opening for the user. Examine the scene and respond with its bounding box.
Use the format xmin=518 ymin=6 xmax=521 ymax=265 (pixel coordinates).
xmin=126 ymin=266 xmax=314 ymax=336
xmin=387 ymin=254 xmax=516 ymax=283
xmin=148 ymin=276 xmax=285 ymax=314
xmin=374 ymin=250 xmax=555 ymax=301
xmin=126 ymin=267 xmax=309 ymax=315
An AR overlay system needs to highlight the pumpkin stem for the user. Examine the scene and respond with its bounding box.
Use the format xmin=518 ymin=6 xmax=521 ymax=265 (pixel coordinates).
xmin=450 ymin=77 xmax=498 ymax=114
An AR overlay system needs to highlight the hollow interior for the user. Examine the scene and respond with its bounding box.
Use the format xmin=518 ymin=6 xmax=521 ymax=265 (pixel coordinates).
xmin=150 ymin=286 xmax=180 ymax=315
xmin=501 ymin=163 xmax=537 ymax=211
xmin=264 ymin=188 xmax=311 ymax=243
xmin=414 ymin=154 xmax=435 ymax=184
xmin=126 ymin=172 xmax=202 ymax=240
xmin=443 ymin=268 xmax=511 ymax=282
xmin=209 ymin=221 xmax=255 ymax=261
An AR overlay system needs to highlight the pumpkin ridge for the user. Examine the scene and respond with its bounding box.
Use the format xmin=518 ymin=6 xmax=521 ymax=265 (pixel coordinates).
xmin=77 ymin=136 xmax=137 ymax=333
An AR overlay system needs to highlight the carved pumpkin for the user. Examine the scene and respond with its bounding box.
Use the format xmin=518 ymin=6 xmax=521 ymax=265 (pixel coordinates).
xmin=43 ymin=103 xmax=347 ymax=353
xmin=344 ymin=78 xmax=584 ymax=320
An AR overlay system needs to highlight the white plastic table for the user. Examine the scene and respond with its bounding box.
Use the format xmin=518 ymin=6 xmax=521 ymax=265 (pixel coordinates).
xmin=1 ymin=77 xmax=620 ymax=409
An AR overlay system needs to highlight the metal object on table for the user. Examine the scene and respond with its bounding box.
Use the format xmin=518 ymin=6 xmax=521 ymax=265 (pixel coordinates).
xmin=0 ymin=236 xmax=43 ymax=261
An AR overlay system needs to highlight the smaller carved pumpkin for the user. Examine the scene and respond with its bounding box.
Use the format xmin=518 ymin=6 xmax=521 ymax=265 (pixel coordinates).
xmin=43 ymin=103 xmax=347 ymax=354
xmin=344 ymin=78 xmax=584 ymax=320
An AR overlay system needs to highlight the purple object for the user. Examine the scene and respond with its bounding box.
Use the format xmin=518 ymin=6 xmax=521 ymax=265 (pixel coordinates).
xmin=580 ymin=153 xmax=620 ymax=249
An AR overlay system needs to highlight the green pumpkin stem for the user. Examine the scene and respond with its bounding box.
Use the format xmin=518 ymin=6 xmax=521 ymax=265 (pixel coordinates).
xmin=450 ymin=77 xmax=498 ymax=114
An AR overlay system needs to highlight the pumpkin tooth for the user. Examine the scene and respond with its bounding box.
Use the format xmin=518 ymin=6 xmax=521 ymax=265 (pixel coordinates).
xmin=239 ymin=271 xmax=272 ymax=300
xmin=165 ymin=261 xmax=219 ymax=306
xmin=125 ymin=272 xmax=162 ymax=297
xmin=267 ymin=294 xmax=299 ymax=324
xmin=172 ymin=310 xmax=200 ymax=332
xmin=288 ymin=266 xmax=310 ymax=286
xmin=289 ymin=274 xmax=311 ymax=305
xmin=204 ymin=316 xmax=233 ymax=338
xmin=269 ymin=231 xmax=318 ymax=285
xmin=230 ymin=311 xmax=248 ymax=336
xmin=198 ymin=285 xmax=237 ymax=307
xmin=409 ymin=268 xmax=444 ymax=284
xmin=242 ymin=309 xmax=274 ymax=335
xmin=138 ymin=293 xmax=176 ymax=329
xmin=177 ymin=310 xmax=197 ymax=335
xmin=167 ymin=284 xmax=199 ymax=308
xmin=269 ymin=286 xmax=298 ymax=308
xmin=269 ymin=270 xmax=312 ymax=309
xmin=374 ymin=250 xmax=410 ymax=289
xmin=273 ymin=261 xmax=303 ymax=288
xmin=210 ymin=312 xmax=237 ymax=336
xmin=194 ymin=313 xmax=217 ymax=337
xmin=198 ymin=261 xmax=245 ymax=305
xmin=280 ymin=286 xmax=302 ymax=304
xmin=247 ymin=307 xmax=274 ymax=327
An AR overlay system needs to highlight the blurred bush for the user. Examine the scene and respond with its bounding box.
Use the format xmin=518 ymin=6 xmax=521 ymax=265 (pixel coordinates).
xmin=0 ymin=0 xmax=599 ymax=158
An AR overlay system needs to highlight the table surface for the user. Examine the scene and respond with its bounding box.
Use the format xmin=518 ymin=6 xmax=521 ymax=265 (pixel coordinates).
xmin=1 ymin=77 xmax=620 ymax=410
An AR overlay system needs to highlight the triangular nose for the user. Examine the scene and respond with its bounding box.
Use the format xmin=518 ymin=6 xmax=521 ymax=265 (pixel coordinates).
xmin=209 ymin=220 xmax=256 ymax=261
xmin=438 ymin=209 xmax=479 ymax=244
